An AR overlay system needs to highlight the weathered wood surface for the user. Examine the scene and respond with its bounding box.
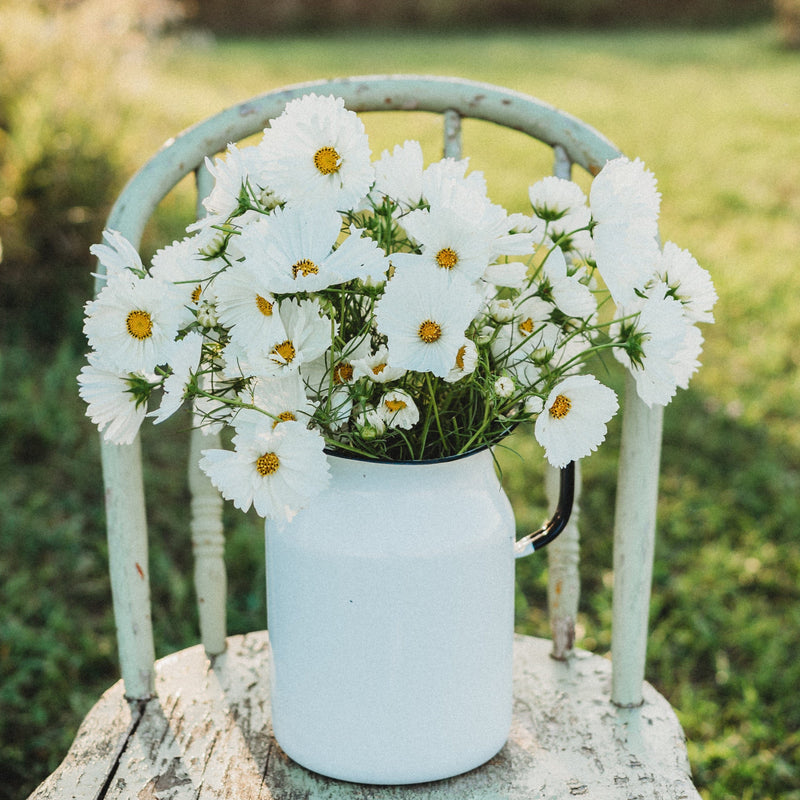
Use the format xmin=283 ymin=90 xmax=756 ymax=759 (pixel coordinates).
xmin=30 ymin=633 xmax=699 ymax=800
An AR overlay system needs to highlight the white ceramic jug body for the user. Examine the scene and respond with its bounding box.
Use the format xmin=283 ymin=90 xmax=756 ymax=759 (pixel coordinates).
xmin=265 ymin=448 xmax=516 ymax=784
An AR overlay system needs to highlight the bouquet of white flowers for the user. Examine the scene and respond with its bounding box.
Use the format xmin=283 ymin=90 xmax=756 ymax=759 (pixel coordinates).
xmin=79 ymin=93 xmax=716 ymax=521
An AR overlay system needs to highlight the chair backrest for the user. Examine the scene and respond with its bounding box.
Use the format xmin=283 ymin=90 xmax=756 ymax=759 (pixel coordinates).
xmin=98 ymin=75 xmax=662 ymax=709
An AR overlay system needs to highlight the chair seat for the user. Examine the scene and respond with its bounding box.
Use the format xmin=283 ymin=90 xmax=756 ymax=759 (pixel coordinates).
xmin=28 ymin=633 xmax=699 ymax=799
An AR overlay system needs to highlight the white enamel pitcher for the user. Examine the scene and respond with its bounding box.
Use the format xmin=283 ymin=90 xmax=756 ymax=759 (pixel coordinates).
xmin=265 ymin=448 xmax=574 ymax=785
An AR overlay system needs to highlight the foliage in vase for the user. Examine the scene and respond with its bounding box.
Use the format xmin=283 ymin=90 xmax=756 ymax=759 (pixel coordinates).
xmin=78 ymin=93 xmax=716 ymax=520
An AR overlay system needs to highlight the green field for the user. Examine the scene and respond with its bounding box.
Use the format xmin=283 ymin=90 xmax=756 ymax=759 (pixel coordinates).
xmin=1 ymin=20 xmax=799 ymax=800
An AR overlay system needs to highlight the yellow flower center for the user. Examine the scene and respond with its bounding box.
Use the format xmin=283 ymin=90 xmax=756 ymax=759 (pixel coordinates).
xmin=519 ymin=317 xmax=534 ymax=335
xmin=418 ymin=319 xmax=442 ymax=344
xmin=273 ymin=411 xmax=297 ymax=428
xmin=191 ymin=285 xmax=203 ymax=304
xmin=333 ymin=362 xmax=354 ymax=384
xmin=292 ymin=259 xmax=320 ymax=279
xmin=435 ymin=247 xmax=459 ymax=270
xmin=385 ymin=399 xmax=407 ymax=413
xmin=313 ymin=146 xmax=341 ymax=175
xmin=126 ymin=309 xmax=153 ymax=340
xmin=271 ymin=340 xmax=296 ymax=364
xmin=455 ymin=345 xmax=466 ymax=370
xmin=255 ymin=294 xmax=273 ymax=316
xmin=372 ymin=363 xmax=387 ymax=375
xmin=255 ymin=452 xmax=280 ymax=476
xmin=549 ymin=394 xmax=572 ymax=420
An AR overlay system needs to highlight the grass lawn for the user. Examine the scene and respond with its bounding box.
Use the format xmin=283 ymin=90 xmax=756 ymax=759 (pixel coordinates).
xmin=1 ymin=22 xmax=799 ymax=800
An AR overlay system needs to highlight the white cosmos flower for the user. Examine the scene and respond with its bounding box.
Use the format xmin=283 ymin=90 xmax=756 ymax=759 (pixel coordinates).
xmin=259 ymin=93 xmax=374 ymax=211
xmin=83 ymin=272 xmax=189 ymax=374
xmin=301 ymin=335 xmax=372 ymax=399
xmin=444 ymin=339 xmax=479 ymax=383
xmin=150 ymin=231 xmax=222 ymax=311
xmin=222 ymin=297 xmax=333 ymax=379
xmin=200 ymin=143 xmax=270 ymax=226
xmin=90 ymin=229 xmax=145 ymax=281
xmin=494 ymin=375 xmax=515 ymax=398
xmin=199 ymin=418 xmax=330 ymax=521
xmin=534 ymin=375 xmax=619 ymax=468
xmin=653 ymin=241 xmax=718 ymax=324
xmin=589 ymin=156 xmax=661 ymax=226
xmin=378 ymin=389 xmax=419 ymax=430
xmin=421 ymin=157 xmax=487 ymax=206
xmin=529 ymin=176 xmax=588 ymax=220
xmin=213 ymin=260 xmax=287 ymax=350
xmin=375 ymin=265 xmax=483 ymax=378
xmin=352 ymin=345 xmax=407 ymax=384
xmin=541 ymin=247 xmax=597 ymax=319
xmin=148 ymin=333 xmax=203 ymax=424
xmin=399 ymin=204 xmax=495 ymax=284
xmin=593 ymin=220 xmax=661 ymax=308
xmin=356 ymin=405 xmax=386 ymax=438
xmin=492 ymin=295 xmax=559 ymax=368
xmin=614 ymin=283 xmax=693 ymax=407
xmin=370 ymin=139 xmax=425 ymax=210
xmin=78 ymin=357 xmax=151 ymax=445
xmin=244 ymin=373 xmax=316 ymax=427
xmin=236 ymin=205 xmax=387 ymax=294
xmin=483 ymin=261 xmax=529 ymax=290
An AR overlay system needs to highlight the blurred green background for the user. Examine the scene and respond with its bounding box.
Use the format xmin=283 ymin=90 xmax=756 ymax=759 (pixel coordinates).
xmin=1 ymin=1 xmax=799 ymax=798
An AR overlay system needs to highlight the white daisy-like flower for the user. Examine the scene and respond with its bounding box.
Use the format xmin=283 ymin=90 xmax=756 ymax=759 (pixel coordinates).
xmin=370 ymin=139 xmax=425 ymax=210
xmin=90 ymin=229 xmax=145 ymax=281
xmin=150 ymin=231 xmax=222 ymax=311
xmin=375 ymin=264 xmax=483 ymax=379
xmin=534 ymin=375 xmax=619 ymax=468
xmin=421 ymin=157 xmax=487 ymax=207
xmin=653 ymin=241 xmax=718 ymax=324
xmin=672 ymin=323 xmax=704 ymax=391
xmin=593 ymin=219 xmax=661 ymax=308
xmin=613 ymin=283 xmax=693 ymax=407
xmin=245 ymin=373 xmax=316 ymax=427
xmin=492 ymin=295 xmax=559 ymax=369
xmin=302 ymin=335 xmax=372 ymax=399
xmin=541 ymin=247 xmax=597 ymax=319
xmin=259 ymin=93 xmax=374 ymax=211
xmin=236 ymin=205 xmax=387 ymax=294
xmin=268 ymin=297 xmax=333 ymax=373
xmin=355 ymin=404 xmax=386 ymax=439
xmin=494 ymin=375 xmax=515 ymax=398
xmin=200 ymin=143 xmax=269 ymax=226
xmin=378 ymin=389 xmax=419 ymax=430
xmin=213 ymin=260 xmax=287 ymax=350
xmin=529 ymin=176 xmax=588 ymax=221
xmin=77 ymin=357 xmax=151 ymax=445
xmin=399 ymin=204 xmax=495 ymax=284
xmin=444 ymin=339 xmax=479 ymax=384
xmin=589 ymin=156 xmax=661 ymax=226
xmin=351 ymin=345 xmax=407 ymax=384
xmin=148 ymin=332 xmax=203 ymax=424
xmin=524 ymin=395 xmax=545 ymax=415
xmin=222 ymin=297 xmax=333 ymax=379
xmin=199 ymin=417 xmax=330 ymax=521
xmin=83 ymin=272 xmax=189 ymax=374
xmin=483 ymin=261 xmax=529 ymax=290
xmin=488 ymin=298 xmax=516 ymax=323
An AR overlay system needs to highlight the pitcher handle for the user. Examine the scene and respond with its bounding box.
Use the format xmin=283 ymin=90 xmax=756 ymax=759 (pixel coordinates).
xmin=514 ymin=461 xmax=575 ymax=559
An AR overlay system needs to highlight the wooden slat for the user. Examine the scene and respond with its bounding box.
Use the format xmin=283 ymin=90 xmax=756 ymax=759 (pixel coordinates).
xmin=611 ymin=374 xmax=665 ymax=707
xmin=546 ymin=462 xmax=582 ymax=660
xmin=101 ymin=437 xmax=155 ymax=700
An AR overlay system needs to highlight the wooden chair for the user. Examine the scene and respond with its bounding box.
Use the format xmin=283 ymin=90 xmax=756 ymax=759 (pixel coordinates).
xmin=30 ymin=76 xmax=700 ymax=799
